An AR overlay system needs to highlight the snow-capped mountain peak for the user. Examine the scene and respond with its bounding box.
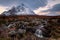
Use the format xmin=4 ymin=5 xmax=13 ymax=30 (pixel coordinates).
xmin=1 ymin=3 xmax=35 ymax=16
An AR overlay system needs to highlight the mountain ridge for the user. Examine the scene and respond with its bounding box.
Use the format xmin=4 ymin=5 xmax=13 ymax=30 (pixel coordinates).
xmin=1 ymin=3 xmax=36 ymax=16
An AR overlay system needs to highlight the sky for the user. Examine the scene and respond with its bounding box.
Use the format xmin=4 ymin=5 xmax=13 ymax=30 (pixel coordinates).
xmin=0 ymin=0 xmax=60 ymax=16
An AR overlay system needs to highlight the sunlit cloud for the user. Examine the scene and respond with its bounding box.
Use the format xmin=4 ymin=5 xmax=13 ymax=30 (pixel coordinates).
xmin=0 ymin=6 xmax=8 ymax=14
xmin=33 ymin=6 xmax=49 ymax=15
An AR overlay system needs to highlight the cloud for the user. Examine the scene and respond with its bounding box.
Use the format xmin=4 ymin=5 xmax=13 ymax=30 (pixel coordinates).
xmin=39 ymin=3 xmax=60 ymax=16
xmin=0 ymin=0 xmax=48 ymax=9
xmin=42 ymin=3 xmax=60 ymax=12
xmin=50 ymin=4 xmax=60 ymax=12
xmin=0 ymin=6 xmax=8 ymax=14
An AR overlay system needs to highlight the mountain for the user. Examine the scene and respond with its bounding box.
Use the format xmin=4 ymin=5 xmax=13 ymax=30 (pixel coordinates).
xmin=1 ymin=3 xmax=36 ymax=16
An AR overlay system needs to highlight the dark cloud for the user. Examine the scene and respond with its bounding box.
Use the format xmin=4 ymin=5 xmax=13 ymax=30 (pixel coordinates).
xmin=50 ymin=4 xmax=60 ymax=12
xmin=42 ymin=4 xmax=60 ymax=12
xmin=0 ymin=0 xmax=47 ymax=9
